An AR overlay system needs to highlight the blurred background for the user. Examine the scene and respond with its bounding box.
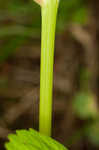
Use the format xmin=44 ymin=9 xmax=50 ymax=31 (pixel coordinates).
xmin=0 ymin=0 xmax=99 ymax=149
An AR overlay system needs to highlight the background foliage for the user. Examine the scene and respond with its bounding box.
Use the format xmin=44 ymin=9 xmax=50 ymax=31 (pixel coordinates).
xmin=1 ymin=0 xmax=99 ymax=150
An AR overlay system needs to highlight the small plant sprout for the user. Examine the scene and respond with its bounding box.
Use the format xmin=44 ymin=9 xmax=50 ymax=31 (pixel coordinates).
xmin=5 ymin=0 xmax=68 ymax=150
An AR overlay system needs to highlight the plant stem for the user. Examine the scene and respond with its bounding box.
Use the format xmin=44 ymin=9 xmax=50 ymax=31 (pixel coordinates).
xmin=39 ymin=0 xmax=59 ymax=136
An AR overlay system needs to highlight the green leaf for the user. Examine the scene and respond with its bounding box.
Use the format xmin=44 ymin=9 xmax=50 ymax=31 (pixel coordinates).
xmin=5 ymin=129 xmax=68 ymax=150
xmin=86 ymin=120 xmax=99 ymax=146
xmin=71 ymin=7 xmax=88 ymax=24
xmin=57 ymin=0 xmax=88 ymax=31
xmin=73 ymin=92 xmax=98 ymax=119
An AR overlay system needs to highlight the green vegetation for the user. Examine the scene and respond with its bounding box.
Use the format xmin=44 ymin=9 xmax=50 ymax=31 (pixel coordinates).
xmin=5 ymin=0 xmax=67 ymax=149
xmin=0 ymin=0 xmax=87 ymax=63
xmin=2 ymin=0 xmax=99 ymax=149
xmin=5 ymin=129 xmax=67 ymax=150
xmin=73 ymin=92 xmax=98 ymax=119
xmin=72 ymin=68 xmax=99 ymax=147
xmin=39 ymin=0 xmax=59 ymax=136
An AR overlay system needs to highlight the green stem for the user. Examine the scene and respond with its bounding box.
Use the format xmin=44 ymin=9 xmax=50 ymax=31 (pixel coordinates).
xmin=39 ymin=0 xmax=59 ymax=136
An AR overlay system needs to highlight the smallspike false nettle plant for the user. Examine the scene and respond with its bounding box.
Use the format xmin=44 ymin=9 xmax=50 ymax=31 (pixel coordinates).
xmin=5 ymin=0 xmax=68 ymax=150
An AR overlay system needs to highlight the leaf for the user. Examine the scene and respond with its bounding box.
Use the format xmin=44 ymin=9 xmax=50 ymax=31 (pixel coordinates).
xmin=5 ymin=129 xmax=68 ymax=150
xmin=73 ymin=92 xmax=98 ymax=119
xmin=86 ymin=120 xmax=99 ymax=146
xmin=57 ymin=0 xmax=88 ymax=31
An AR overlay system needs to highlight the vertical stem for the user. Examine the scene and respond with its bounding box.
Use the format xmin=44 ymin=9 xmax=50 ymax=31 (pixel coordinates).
xmin=39 ymin=0 xmax=59 ymax=136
